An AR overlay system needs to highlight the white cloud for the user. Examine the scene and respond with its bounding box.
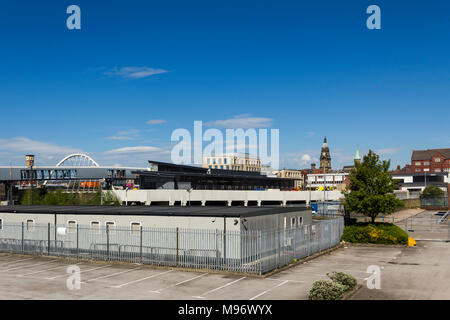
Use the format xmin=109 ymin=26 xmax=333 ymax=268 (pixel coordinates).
xmin=301 ymin=154 xmax=312 ymax=163
xmin=105 ymin=129 xmax=140 ymax=141
xmin=0 ymin=137 xmax=82 ymax=155
xmin=146 ymin=119 xmax=167 ymax=125
xmin=105 ymin=67 xmax=168 ymax=79
xmin=375 ymin=148 xmax=400 ymax=155
xmin=205 ymin=115 xmax=273 ymax=129
xmin=104 ymin=146 xmax=163 ymax=155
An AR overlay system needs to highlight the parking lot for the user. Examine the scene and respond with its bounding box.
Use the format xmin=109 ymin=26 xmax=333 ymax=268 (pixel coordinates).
xmin=0 ymin=245 xmax=404 ymax=300
xmin=1 ymin=208 xmax=449 ymax=301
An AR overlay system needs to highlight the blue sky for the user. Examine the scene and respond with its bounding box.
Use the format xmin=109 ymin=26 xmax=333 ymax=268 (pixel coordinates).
xmin=0 ymin=0 xmax=449 ymax=169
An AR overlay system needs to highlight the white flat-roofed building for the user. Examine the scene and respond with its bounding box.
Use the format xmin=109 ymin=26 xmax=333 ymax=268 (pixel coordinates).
xmin=306 ymin=172 xmax=349 ymax=191
xmin=202 ymin=153 xmax=262 ymax=172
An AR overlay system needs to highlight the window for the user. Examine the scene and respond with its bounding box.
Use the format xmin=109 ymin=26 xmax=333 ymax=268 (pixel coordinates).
xmin=224 ymin=158 xmax=227 ymax=164
xmin=434 ymin=158 xmax=441 ymax=162
xmin=207 ymin=158 xmax=210 ymax=164
xmin=291 ymin=217 xmax=296 ymax=227
xmin=131 ymin=222 xmax=141 ymax=236
xmin=106 ymin=221 xmax=116 ymax=234
xmin=67 ymin=220 xmax=77 ymax=233
xmin=424 ymin=161 xmax=430 ymax=165
xmin=90 ymin=221 xmax=100 ymax=233
xmin=435 ymin=168 xmax=441 ymax=172
xmin=298 ymin=217 xmax=304 ymax=226
xmin=26 ymin=219 xmax=34 ymax=232
xmin=415 ymin=161 xmax=421 ymax=166
xmin=0 ymin=218 xmax=2 ymax=230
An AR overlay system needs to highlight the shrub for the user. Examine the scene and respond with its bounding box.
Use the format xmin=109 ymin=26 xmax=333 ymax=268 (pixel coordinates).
xmin=327 ymin=272 xmax=357 ymax=291
xmin=308 ymin=280 xmax=345 ymax=300
xmin=341 ymin=222 xmax=408 ymax=245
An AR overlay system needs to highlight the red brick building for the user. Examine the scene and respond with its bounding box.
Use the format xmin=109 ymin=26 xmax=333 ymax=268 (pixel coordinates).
xmin=411 ymin=148 xmax=450 ymax=173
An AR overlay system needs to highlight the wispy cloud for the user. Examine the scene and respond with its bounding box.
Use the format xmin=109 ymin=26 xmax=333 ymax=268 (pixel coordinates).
xmin=205 ymin=115 xmax=273 ymax=129
xmin=375 ymin=148 xmax=400 ymax=155
xmin=146 ymin=119 xmax=167 ymax=125
xmin=105 ymin=129 xmax=140 ymax=141
xmin=105 ymin=67 xmax=168 ymax=79
xmin=0 ymin=137 xmax=82 ymax=155
xmin=104 ymin=146 xmax=164 ymax=155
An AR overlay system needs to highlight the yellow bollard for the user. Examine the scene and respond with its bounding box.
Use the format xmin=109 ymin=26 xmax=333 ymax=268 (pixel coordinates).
xmin=408 ymin=237 xmax=416 ymax=247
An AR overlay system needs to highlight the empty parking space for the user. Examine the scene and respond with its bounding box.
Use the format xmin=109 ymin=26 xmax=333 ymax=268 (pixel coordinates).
xmin=1 ymin=241 xmax=448 ymax=300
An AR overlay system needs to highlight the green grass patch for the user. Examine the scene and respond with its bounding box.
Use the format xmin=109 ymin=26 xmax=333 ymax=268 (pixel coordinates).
xmin=341 ymin=222 xmax=408 ymax=245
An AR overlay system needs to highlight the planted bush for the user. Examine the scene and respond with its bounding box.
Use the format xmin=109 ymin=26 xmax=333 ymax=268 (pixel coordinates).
xmin=308 ymin=280 xmax=345 ymax=300
xmin=327 ymin=271 xmax=357 ymax=291
xmin=341 ymin=222 xmax=408 ymax=245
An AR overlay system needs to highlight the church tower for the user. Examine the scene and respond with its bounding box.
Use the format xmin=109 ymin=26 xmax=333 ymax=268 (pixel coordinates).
xmin=319 ymin=137 xmax=332 ymax=172
xmin=354 ymin=148 xmax=361 ymax=165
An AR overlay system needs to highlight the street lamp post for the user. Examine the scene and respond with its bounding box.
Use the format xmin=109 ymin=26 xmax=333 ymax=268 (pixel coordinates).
xmin=25 ymin=155 xmax=34 ymax=205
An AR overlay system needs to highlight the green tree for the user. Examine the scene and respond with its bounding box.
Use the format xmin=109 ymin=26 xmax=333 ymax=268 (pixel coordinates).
xmin=420 ymin=185 xmax=445 ymax=199
xmin=343 ymin=150 xmax=403 ymax=223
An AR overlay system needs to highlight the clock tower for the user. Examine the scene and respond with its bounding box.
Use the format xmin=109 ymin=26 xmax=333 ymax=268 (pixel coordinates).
xmin=319 ymin=137 xmax=331 ymax=172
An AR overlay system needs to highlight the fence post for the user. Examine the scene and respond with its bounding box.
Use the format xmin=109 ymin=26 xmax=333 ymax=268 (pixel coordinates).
xmin=76 ymin=224 xmax=79 ymax=259
xmin=140 ymin=226 xmax=143 ymax=263
xmin=106 ymin=225 xmax=110 ymax=261
xmin=176 ymin=227 xmax=179 ymax=267
xmin=293 ymin=227 xmax=296 ymax=260
xmin=277 ymin=229 xmax=281 ymax=268
xmin=223 ymin=217 xmax=227 ymax=268
xmin=47 ymin=223 xmax=50 ymax=255
xmin=21 ymin=222 xmax=24 ymax=253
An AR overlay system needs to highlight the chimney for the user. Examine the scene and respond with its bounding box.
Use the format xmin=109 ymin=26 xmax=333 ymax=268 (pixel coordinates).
xmin=311 ymin=163 xmax=316 ymax=170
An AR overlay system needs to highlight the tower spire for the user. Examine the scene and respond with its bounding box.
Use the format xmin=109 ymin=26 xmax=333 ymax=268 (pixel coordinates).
xmin=320 ymin=137 xmax=331 ymax=172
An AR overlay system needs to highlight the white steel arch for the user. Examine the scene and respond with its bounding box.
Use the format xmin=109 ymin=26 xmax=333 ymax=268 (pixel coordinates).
xmin=56 ymin=154 xmax=100 ymax=167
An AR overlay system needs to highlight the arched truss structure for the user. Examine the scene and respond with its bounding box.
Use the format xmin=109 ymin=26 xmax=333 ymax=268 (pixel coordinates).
xmin=56 ymin=154 xmax=100 ymax=167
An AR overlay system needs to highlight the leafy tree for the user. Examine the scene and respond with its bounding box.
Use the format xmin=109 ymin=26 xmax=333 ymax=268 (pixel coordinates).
xmin=343 ymin=150 xmax=403 ymax=223
xmin=420 ymin=185 xmax=445 ymax=199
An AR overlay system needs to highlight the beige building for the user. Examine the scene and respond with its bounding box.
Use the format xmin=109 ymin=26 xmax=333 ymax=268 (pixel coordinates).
xmin=202 ymin=153 xmax=262 ymax=172
xmin=277 ymin=169 xmax=305 ymax=189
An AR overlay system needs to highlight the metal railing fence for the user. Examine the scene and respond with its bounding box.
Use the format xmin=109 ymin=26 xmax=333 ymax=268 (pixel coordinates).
xmin=0 ymin=217 xmax=344 ymax=275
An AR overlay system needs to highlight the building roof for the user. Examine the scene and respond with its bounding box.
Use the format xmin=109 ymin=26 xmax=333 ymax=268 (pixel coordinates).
xmin=412 ymin=149 xmax=450 ymax=161
xmin=0 ymin=205 xmax=309 ymax=218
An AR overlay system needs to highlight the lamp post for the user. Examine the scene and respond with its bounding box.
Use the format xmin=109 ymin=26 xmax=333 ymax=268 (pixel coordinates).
xmin=25 ymin=155 xmax=34 ymax=205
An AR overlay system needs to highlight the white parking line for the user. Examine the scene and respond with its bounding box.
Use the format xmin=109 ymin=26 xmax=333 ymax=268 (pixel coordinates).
xmin=265 ymin=278 xmax=304 ymax=283
xmin=17 ymin=262 xmax=83 ymax=277
xmin=82 ymin=267 xmax=142 ymax=284
xmin=111 ymin=270 xmax=173 ymax=288
xmin=250 ymin=280 xmax=289 ymax=300
xmin=149 ymin=273 xmax=208 ymax=293
xmin=0 ymin=257 xmax=34 ymax=267
xmin=0 ymin=259 xmax=58 ymax=272
xmin=46 ymin=264 xmax=112 ymax=280
xmin=192 ymin=277 xmax=246 ymax=299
